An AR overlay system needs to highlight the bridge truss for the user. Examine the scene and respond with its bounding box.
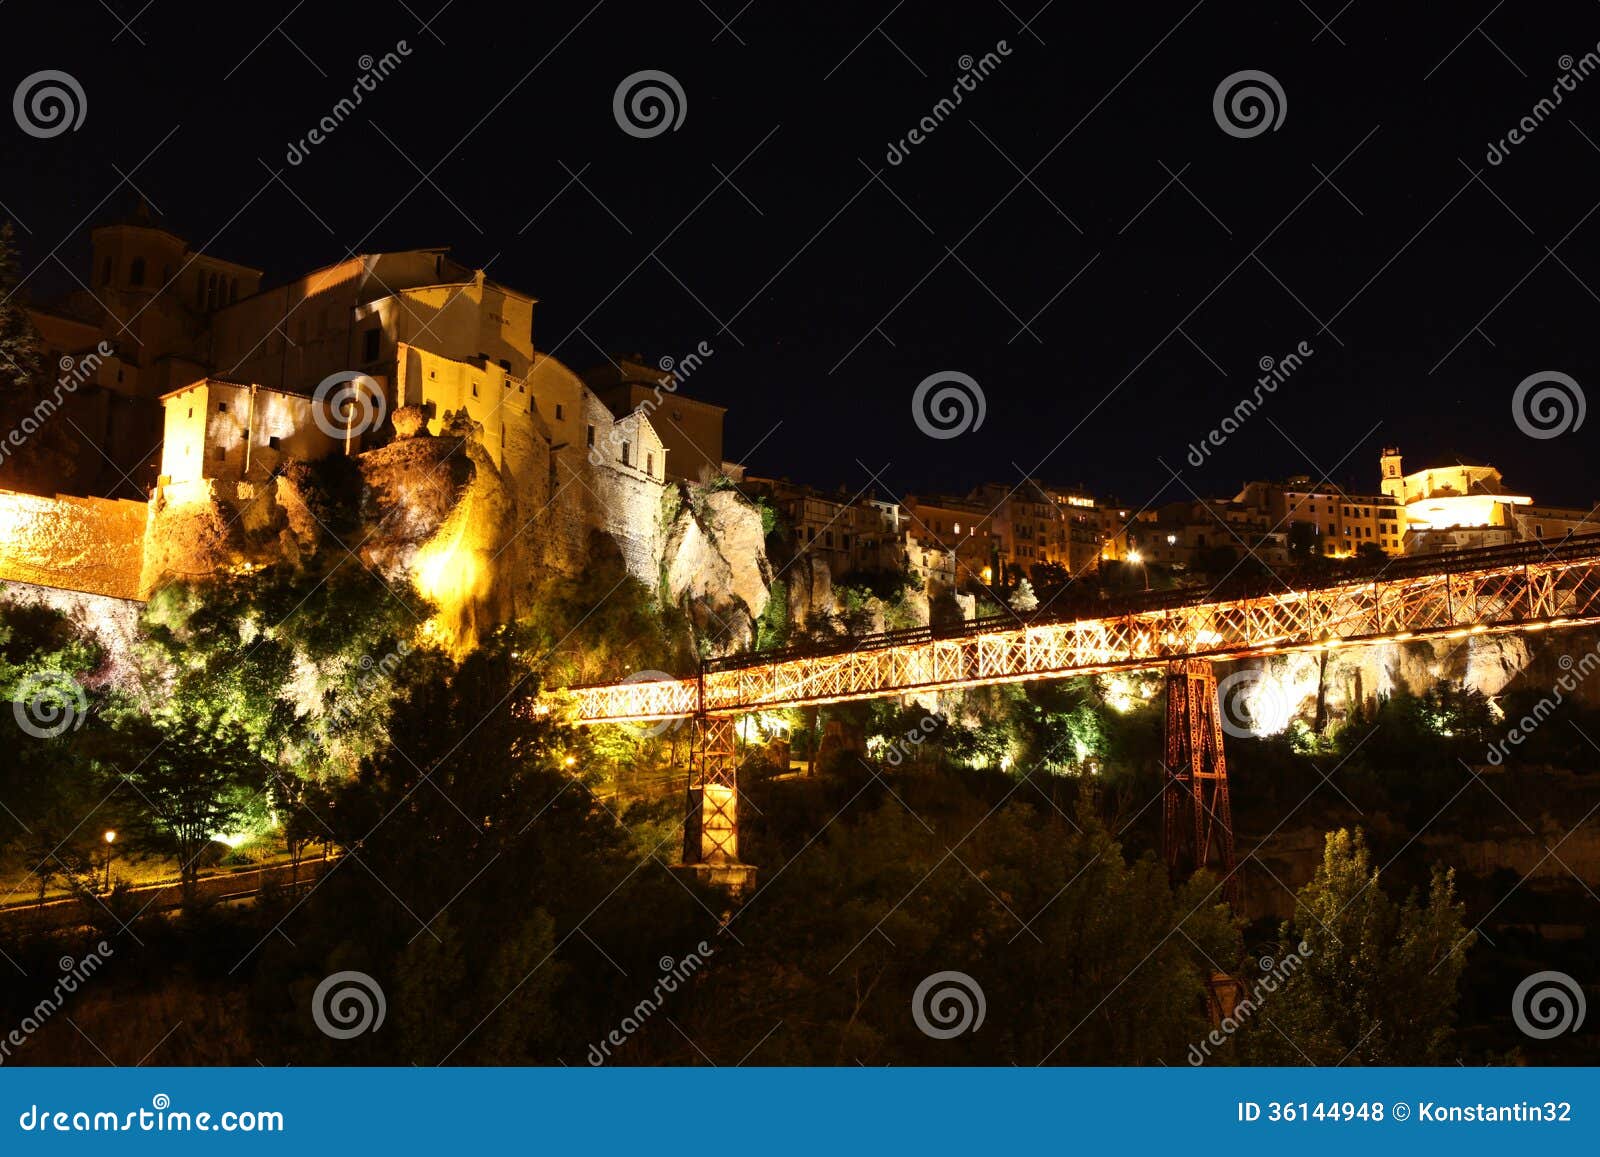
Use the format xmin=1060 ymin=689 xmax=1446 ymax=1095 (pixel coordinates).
xmin=557 ymin=534 xmax=1600 ymax=893
xmin=567 ymin=535 xmax=1600 ymax=724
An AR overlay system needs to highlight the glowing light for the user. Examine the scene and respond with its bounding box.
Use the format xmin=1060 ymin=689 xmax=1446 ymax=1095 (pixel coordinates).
xmin=1127 ymin=550 xmax=1143 ymax=565
xmin=103 ymin=830 xmax=117 ymax=844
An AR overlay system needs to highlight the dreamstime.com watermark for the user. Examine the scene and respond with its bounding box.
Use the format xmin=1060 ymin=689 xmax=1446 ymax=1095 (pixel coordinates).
xmin=1215 ymin=667 xmax=1292 ymax=739
xmin=589 ymin=341 xmax=714 ymax=468
xmin=285 ymin=43 xmax=413 ymax=165
xmin=11 ymin=670 xmax=88 ymax=739
xmin=12 ymin=70 xmax=86 ymax=138
xmin=868 ymin=711 xmax=948 ymax=767
xmin=17 ymin=1095 xmax=283 ymax=1133
xmin=1186 ymin=340 xmax=1313 ymax=467
xmin=0 ymin=342 xmax=114 ymax=470
xmin=0 ymin=942 xmax=113 ymax=1065
xmin=1511 ymin=370 xmax=1585 ymax=440
xmin=587 ymin=942 xmax=714 ymax=1064
xmin=312 ymin=370 xmax=388 ymax=440
xmin=912 ymin=970 xmax=985 ymax=1039
xmin=613 ymin=71 xmax=686 ymax=139
xmin=1511 ymin=970 xmax=1586 ymax=1040
xmin=885 ymin=42 xmax=1012 ymax=165
xmin=912 ymin=370 xmax=985 ymax=439
xmin=1486 ymin=48 xmax=1600 ymax=165
xmin=311 ymin=970 xmax=386 ymax=1039
xmin=1485 ymin=643 xmax=1600 ymax=766
xmin=1212 ymin=70 xmax=1286 ymax=139
xmin=311 ymin=642 xmax=413 ymax=744
xmin=1186 ymin=943 xmax=1312 ymax=1065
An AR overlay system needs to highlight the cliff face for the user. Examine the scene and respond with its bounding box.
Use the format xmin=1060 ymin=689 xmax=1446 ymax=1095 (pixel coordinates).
xmin=660 ymin=486 xmax=773 ymax=655
xmin=1214 ymin=628 xmax=1595 ymax=735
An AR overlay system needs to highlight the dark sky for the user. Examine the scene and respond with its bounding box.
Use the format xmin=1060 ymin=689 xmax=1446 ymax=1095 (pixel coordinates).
xmin=3 ymin=0 xmax=1598 ymax=509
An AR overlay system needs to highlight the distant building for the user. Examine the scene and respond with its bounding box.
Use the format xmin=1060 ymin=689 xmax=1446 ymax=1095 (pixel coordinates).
xmin=583 ymin=355 xmax=726 ymax=483
xmin=1378 ymin=447 xmax=1529 ymax=554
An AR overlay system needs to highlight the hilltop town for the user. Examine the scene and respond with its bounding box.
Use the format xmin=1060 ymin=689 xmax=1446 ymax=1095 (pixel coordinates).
xmin=1 ymin=212 xmax=1596 ymax=657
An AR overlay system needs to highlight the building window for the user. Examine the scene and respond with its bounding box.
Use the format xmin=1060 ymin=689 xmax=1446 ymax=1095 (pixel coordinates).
xmin=217 ymin=401 xmax=228 ymax=413
xmin=362 ymin=327 xmax=380 ymax=362
xmin=646 ymin=452 xmax=654 ymax=477
xmin=471 ymin=383 xmax=479 ymax=397
xmin=129 ymin=257 xmax=145 ymax=286
xmin=213 ymin=446 xmax=225 ymax=461
xmin=268 ymin=435 xmax=281 ymax=449
xmin=186 ymin=407 xmax=193 ymax=418
xmin=621 ymin=441 xmax=631 ymax=466
xmin=554 ymin=403 xmax=564 ymax=420
xmin=586 ymin=424 xmax=595 ymax=447
xmin=101 ymin=257 xmax=113 ymax=285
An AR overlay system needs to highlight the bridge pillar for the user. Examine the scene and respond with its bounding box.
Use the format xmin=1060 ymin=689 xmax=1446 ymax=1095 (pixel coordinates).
xmin=680 ymin=714 xmax=756 ymax=895
xmin=1162 ymin=660 xmax=1240 ymax=908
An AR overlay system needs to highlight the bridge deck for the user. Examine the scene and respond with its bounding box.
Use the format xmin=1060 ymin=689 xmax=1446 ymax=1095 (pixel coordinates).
xmin=563 ymin=533 xmax=1600 ymax=723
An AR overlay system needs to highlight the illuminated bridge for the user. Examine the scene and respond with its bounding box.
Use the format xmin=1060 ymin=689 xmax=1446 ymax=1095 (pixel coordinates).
xmin=557 ymin=533 xmax=1600 ymax=893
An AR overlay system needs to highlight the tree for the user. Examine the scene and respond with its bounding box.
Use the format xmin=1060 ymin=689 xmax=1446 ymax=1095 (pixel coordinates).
xmin=1008 ymin=577 xmax=1039 ymax=612
xmin=0 ymin=222 xmax=42 ymax=391
xmin=94 ymin=714 xmax=263 ymax=902
xmin=1237 ymin=828 xmax=1469 ymax=1064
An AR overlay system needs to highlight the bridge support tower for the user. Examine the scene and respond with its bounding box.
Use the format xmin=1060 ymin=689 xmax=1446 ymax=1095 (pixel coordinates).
xmin=680 ymin=714 xmax=757 ymax=895
xmin=1162 ymin=660 xmax=1239 ymax=908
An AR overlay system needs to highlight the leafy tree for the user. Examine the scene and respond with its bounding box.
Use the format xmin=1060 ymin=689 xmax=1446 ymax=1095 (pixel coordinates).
xmin=0 ymin=222 xmax=42 ymax=391
xmin=1237 ymin=828 xmax=1469 ymax=1064
xmin=92 ymin=714 xmax=263 ymax=902
xmin=1008 ymin=577 xmax=1039 ymax=612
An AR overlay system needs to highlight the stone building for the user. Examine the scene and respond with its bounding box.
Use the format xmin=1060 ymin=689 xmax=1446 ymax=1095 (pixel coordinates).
xmin=583 ymin=355 xmax=727 ymax=483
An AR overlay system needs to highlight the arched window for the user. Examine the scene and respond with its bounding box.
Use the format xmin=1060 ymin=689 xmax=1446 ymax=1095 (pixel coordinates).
xmin=129 ymin=258 xmax=145 ymax=286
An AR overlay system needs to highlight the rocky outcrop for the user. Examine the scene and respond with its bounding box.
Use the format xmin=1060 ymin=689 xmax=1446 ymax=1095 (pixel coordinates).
xmin=661 ymin=485 xmax=773 ymax=655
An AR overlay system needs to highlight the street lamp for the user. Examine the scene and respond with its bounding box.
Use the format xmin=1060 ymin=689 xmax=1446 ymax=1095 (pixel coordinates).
xmin=1127 ymin=549 xmax=1151 ymax=592
xmin=102 ymin=829 xmax=117 ymax=892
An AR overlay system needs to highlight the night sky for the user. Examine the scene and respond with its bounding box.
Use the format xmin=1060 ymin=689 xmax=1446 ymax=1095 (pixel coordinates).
xmin=3 ymin=0 xmax=1598 ymax=508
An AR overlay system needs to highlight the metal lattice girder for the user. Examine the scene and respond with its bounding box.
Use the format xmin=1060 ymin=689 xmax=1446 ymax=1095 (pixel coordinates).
xmin=564 ymin=540 xmax=1600 ymax=724
xmin=1163 ymin=660 xmax=1238 ymax=907
xmin=683 ymin=715 xmax=740 ymax=866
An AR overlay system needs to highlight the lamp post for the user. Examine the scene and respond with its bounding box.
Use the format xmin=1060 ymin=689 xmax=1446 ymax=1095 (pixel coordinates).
xmin=102 ymin=830 xmax=117 ymax=892
xmin=1128 ymin=549 xmax=1151 ymax=592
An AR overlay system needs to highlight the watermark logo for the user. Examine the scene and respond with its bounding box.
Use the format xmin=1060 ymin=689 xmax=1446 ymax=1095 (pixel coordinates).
xmin=1187 ymin=340 xmax=1313 ymax=466
xmin=1213 ymin=70 xmax=1286 ymax=139
xmin=12 ymin=671 xmax=87 ymax=739
xmin=311 ymin=970 xmax=386 ymax=1039
xmin=13 ymin=70 xmax=86 ymax=139
xmin=617 ymin=669 xmax=689 ymax=739
xmin=911 ymin=970 xmax=985 ymax=1039
xmin=1487 ymin=48 xmax=1600 ymax=165
xmin=613 ymin=71 xmax=686 ymax=138
xmin=1215 ymin=668 xmax=1290 ymax=738
xmin=1511 ymin=370 xmax=1585 ymax=440
xmin=912 ymin=371 xmax=986 ymax=440
xmin=588 ymin=341 xmax=713 ymax=468
xmin=1512 ymin=970 xmax=1586 ymax=1040
xmin=885 ymin=41 xmax=1012 ymax=165
xmin=0 ymin=943 xmax=113 ymax=1065
xmin=587 ymin=942 xmax=714 ymax=1064
xmin=285 ymin=43 xmax=412 ymax=165
xmin=312 ymin=370 xmax=387 ymax=440
xmin=1486 ymin=644 xmax=1600 ymax=765
xmin=1186 ymin=943 xmax=1311 ymax=1064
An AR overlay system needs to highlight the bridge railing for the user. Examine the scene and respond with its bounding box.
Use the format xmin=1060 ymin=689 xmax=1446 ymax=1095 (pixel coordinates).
xmin=563 ymin=530 xmax=1600 ymax=722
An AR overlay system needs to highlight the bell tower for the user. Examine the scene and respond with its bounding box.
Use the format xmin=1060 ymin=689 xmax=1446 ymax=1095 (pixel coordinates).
xmin=1379 ymin=446 xmax=1404 ymax=503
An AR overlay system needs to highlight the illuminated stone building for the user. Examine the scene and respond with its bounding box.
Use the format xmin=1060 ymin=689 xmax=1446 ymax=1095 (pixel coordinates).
xmin=20 ymin=202 xmax=265 ymax=496
xmin=1378 ymin=447 xmax=1529 ymax=554
xmin=583 ymin=355 xmax=727 ymax=484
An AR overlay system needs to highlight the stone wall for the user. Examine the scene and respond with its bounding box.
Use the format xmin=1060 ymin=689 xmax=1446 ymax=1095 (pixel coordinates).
xmin=0 ymin=488 xmax=148 ymax=600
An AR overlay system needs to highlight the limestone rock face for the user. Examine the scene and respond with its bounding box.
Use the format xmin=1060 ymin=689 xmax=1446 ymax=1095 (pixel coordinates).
xmin=661 ymin=485 xmax=773 ymax=655
xmin=357 ymin=434 xmax=529 ymax=656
